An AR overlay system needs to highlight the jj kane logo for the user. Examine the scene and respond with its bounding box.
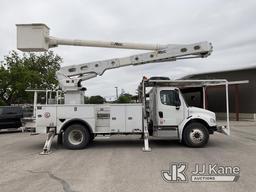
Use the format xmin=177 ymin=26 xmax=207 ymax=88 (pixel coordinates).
xmin=162 ymin=162 xmax=240 ymax=183
xmin=161 ymin=162 xmax=188 ymax=183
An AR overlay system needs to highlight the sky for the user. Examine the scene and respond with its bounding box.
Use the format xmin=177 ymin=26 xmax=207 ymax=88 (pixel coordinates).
xmin=0 ymin=0 xmax=256 ymax=100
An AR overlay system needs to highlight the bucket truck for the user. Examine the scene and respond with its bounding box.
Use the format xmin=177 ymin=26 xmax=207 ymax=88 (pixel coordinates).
xmin=16 ymin=23 xmax=230 ymax=154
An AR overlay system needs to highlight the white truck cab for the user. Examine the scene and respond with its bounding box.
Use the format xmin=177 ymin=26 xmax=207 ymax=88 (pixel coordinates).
xmin=148 ymin=86 xmax=217 ymax=147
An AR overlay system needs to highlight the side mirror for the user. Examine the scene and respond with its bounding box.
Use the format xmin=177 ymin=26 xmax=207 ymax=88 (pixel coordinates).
xmin=174 ymin=99 xmax=181 ymax=106
xmin=174 ymin=90 xmax=181 ymax=109
xmin=174 ymin=100 xmax=181 ymax=110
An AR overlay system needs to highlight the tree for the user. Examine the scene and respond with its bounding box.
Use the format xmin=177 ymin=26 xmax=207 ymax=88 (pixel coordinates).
xmin=89 ymin=95 xmax=106 ymax=104
xmin=0 ymin=51 xmax=62 ymax=105
xmin=117 ymin=93 xmax=133 ymax=103
xmin=84 ymin=96 xmax=90 ymax=104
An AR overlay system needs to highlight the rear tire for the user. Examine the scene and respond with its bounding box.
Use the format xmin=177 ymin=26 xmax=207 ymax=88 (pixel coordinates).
xmin=183 ymin=122 xmax=209 ymax=147
xmin=63 ymin=124 xmax=91 ymax=149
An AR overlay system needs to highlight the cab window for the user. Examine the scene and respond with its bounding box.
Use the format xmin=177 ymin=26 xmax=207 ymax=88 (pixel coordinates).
xmin=160 ymin=90 xmax=176 ymax=106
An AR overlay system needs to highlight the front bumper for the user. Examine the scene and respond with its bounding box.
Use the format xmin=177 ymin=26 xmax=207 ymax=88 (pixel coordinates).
xmin=216 ymin=125 xmax=229 ymax=135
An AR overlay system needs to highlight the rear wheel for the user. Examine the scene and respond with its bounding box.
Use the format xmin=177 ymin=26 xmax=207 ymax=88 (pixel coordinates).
xmin=63 ymin=124 xmax=91 ymax=149
xmin=183 ymin=122 xmax=209 ymax=147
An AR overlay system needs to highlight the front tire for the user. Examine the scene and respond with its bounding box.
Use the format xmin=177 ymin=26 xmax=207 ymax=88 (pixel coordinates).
xmin=63 ymin=124 xmax=91 ymax=149
xmin=183 ymin=122 xmax=209 ymax=147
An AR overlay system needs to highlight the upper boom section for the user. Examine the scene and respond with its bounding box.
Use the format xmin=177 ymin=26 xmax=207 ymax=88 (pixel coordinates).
xmin=17 ymin=23 xmax=167 ymax=51
xmin=16 ymin=23 xmax=213 ymax=92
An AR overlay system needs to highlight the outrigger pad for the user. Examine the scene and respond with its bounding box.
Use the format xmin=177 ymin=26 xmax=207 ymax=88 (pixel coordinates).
xmin=142 ymin=147 xmax=152 ymax=152
xmin=40 ymin=150 xmax=52 ymax=155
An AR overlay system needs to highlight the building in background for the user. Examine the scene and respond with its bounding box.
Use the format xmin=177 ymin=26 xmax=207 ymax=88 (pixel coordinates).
xmin=181 ymin=66 xmax=255 ymax=121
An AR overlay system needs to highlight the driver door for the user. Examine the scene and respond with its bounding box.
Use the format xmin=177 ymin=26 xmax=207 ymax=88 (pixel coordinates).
xmin=157 ymin=89 xmax=184 ymax=126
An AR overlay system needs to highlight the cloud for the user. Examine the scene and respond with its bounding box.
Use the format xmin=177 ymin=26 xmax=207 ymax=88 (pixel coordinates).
xmin=0 ymin=0 xmax=256 ymax=97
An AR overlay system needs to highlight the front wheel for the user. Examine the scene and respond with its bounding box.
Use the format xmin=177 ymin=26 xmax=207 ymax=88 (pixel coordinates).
xmin=183 ymin=122 xmax=209 ymax=147
xmin=63 ymin=124 xmax=91 ymax=149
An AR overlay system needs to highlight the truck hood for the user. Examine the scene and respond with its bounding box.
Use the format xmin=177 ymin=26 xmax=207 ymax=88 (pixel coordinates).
xmin=188 ymin=106 xmax=215 ymax=118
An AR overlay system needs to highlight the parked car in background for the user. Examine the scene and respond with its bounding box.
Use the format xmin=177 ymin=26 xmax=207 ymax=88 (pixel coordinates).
xmin=22 ymin=105 xmax=33 ymax=117
xmin=0 ymin=106 xmax=23 ymax=129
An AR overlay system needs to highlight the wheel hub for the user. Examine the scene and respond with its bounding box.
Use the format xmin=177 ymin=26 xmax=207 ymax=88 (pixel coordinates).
xmin=189 ymin=128 xmax=204 ymax=144
xmin=68 ymin=129 xmax=84 ymax=145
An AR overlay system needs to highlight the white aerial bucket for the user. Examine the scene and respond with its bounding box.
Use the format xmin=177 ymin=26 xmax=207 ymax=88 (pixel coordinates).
xmin=16 ymin=23 xmax=50 ymax=52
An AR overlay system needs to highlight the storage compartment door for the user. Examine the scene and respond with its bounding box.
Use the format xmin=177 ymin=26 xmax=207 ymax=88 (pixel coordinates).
xmin=36 ymin=106 xmax=57 ymax=133
xmin=125 ymin=105 xmax=142 ymax=133
xmin=110 ymin=106 xmax=125 ymax=133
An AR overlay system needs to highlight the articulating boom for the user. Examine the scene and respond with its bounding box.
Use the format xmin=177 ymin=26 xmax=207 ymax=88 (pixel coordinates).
xmin=16 ymin=23 xmax=212 ymax=103
xmin=57 ymin=41 xmax=212 ymax=92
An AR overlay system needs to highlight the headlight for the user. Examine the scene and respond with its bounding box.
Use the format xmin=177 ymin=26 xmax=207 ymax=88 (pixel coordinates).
xmin=210 ymin=118 xmax=216 ymax=123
